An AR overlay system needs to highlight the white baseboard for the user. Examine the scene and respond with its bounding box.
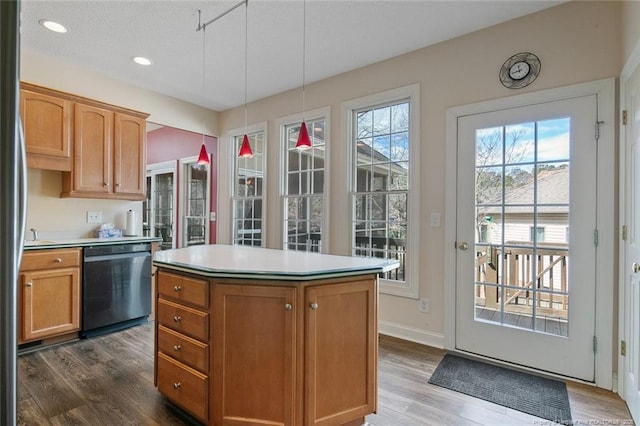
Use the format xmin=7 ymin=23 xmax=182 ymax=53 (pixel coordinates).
xmin=379 ymin=320 xmax=445 ymax=349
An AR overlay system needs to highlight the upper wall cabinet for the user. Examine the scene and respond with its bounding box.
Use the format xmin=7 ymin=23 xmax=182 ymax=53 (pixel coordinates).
xmin=20 ymin=82 xmax=149 ymax=200
xmin=20 ymin=87 xmax=73 ymax=171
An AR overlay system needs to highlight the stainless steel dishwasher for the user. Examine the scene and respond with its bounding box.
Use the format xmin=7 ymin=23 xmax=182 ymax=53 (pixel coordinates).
xmin=82 ymin=243 xmax=152 ymax=337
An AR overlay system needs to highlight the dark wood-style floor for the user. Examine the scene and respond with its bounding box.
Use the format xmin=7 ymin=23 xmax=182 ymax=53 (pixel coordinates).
xmin=18 ymin=322 xmax=633 ymax=425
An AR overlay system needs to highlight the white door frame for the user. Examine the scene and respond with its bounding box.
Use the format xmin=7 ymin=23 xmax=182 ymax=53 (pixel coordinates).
xmin=444 ymin=78 xmax=615 ymax=389
xmin=618 ymin=40 xmax=640 ymax=406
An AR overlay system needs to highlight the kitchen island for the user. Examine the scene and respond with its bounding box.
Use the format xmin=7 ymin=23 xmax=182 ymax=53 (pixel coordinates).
xmin=153 ymin=244 xmax=399 ymax=426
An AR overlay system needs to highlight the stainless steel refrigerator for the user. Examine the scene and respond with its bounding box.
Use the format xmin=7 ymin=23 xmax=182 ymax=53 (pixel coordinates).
xmin=1 ymin=0 xmax=26 ymax=424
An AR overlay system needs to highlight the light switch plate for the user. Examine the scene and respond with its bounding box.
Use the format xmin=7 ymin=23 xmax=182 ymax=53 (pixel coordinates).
xmin=430 ymin=212 xmax=441 ymax=228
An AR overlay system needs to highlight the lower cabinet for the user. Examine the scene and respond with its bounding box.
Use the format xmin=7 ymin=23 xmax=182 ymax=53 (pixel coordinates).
xmin=19 ymin=248 xmax=81 ymax=343
xmin=155 ymin=270 xmax=378 ymax=426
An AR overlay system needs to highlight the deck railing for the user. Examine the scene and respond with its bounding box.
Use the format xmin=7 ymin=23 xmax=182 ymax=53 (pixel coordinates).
xmin=475 ymin=241 xmax=568 ymax=319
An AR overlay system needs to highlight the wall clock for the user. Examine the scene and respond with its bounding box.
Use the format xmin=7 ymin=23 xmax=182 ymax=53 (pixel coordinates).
xmin=499 ymin=52 xmax=541 ymax=89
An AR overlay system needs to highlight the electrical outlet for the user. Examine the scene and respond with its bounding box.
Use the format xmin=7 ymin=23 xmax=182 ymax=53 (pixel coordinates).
xmin=87 ymin=211 xmax=102 ymax=224
xmin=419 ymin=298 xmax=430 ymax=313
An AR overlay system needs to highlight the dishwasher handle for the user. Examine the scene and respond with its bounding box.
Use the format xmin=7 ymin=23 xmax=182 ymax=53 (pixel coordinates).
xmin=83 ymin=251 xmax=151 ymax=263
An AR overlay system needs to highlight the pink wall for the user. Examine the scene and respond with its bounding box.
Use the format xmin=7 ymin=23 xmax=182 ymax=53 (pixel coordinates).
xmin=147 ymin=126 xmax=218 ymax=244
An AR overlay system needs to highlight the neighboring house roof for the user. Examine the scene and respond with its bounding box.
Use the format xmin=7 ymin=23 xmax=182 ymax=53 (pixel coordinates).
xmin=478 ymin=167 xmax=569 ymax=215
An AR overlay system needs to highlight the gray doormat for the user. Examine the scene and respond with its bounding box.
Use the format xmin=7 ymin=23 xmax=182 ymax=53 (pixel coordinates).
xmin=428 ymin=354 xmax=572 ymax=424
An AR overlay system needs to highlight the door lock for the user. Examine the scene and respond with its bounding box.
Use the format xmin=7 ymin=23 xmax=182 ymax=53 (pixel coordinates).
xmin=633 ymin=262 xmax=640 ymax=274
xmin=458 ymin=242 xmax=469 ymax=251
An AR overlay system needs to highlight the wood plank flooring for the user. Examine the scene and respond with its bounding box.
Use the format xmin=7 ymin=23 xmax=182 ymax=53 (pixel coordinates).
xmin=18 ymin=323 xmax=633 ymax=425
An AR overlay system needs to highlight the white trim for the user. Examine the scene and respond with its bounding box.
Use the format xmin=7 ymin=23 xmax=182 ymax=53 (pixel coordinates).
xmin=379 ymin=320 xmax=444 ymax=349
xmin=618 ymin=38 xmax=640 ymax=403
xmin=145 ymin=161 xmax=178 ymax=249
xmin=275 ymin=106 xmax=331 ymax=253
xmin=342 ymin=83 xmax=420 ymax=299
xmin=147 ymin=160 xmax=177 ymax=171
xmin=226 ymin=122 xmax=268 ymax=247
xmin=445 ymin=78 xmax=615 ymax=389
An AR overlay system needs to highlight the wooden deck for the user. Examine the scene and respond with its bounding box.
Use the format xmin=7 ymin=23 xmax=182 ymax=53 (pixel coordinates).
xmin=17 ymin=322 xmax=632 ymax=425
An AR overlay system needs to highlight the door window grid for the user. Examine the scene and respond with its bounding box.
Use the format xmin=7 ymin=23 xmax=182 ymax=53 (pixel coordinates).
xmin=184 ymin=163 xmax=208 ymax=246
xmin=232 ymin=131 xmax=264 ymax=246
xmin=352 ymin=100 xmax=409 ymax=282
xmin=474 ymin=118 xmax=570 ymax=337
xmin=283 ymin=119 xmax=325 ymax=252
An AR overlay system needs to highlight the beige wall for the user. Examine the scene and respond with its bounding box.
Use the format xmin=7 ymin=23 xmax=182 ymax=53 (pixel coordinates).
xmin=622 ymin=0 xmax=640 ymax=62
xmin=20 ymin=50 xmax=219 ymax=240
xmin=217 ymin=1 xmax=622 ymax=341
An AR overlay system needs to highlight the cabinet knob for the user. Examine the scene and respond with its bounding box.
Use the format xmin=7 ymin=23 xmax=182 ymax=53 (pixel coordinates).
xmin=310 ymin=302 xmax=319 ymax=310
xmin=54 ymin=258 xmax=62 ymax=263
xmin=116 ymin=183 xmax=121 ymax=187
xmin=173 ymin=285 xmax=182 ymax=292
xmin=104 ymin=182 xmax=110 ymax=187
xmin=173 ymin=382 xmax=181 ymax=389
xmin=173 ymin=345 xmax=182 ymax=352
xmin=173 ymin=316 xmax=181 ymax=323
xmin=25 ymin=282 xmax=33 ymax=287
xmin=284 ymin=303 xmax=292 ymax=311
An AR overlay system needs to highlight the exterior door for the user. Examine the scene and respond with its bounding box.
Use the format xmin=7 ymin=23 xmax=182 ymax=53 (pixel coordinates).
xmin=622 ymin=62 xmax=640 ymax=422
xmin=456 ymin=95 xmax=598 ymax=380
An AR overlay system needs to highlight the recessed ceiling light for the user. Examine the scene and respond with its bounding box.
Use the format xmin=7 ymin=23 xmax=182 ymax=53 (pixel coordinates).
xmin=39 ymin=19 xmax=67 ymax=33
xmin=133 ymin=56 xmax=152 ymax=66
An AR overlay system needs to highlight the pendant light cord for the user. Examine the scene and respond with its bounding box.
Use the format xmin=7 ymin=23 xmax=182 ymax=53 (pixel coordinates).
xmin=301 ymin=0 xmax=306 ymax=119
xmin=201 ymin=17 xmax=206 ymax=145
xmin=244 ymin=1 xmax=248 ymax=132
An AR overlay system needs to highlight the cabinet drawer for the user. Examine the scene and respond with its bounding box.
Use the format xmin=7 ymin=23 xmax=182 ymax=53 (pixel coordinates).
xmin=158 ymin=325 xmax=208 ymax=373
xmin=157 ymin=271 xmax=209 ymax=309
xmin=21 ymin=248 xmax=81 ymax=271
xmin=157 ymin=298 xmax=208 ymax=342
xmin=157 ymin=352 xmax=208 ymax=423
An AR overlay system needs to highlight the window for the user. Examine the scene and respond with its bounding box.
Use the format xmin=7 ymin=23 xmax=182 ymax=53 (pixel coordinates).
xmin=232 ymin=131 xmax=264 ymax=246
xmin=530 ymin=226 xmax=545 ymax=243
xmin=347 ymin=84 xmax=419 ymax=298
xmin=183 ymin=162 xmax=209 ymax=246
xmin=283 ymin=117 xmax=326 ymax=252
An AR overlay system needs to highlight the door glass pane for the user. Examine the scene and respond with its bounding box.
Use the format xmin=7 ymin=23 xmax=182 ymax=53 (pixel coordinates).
xmin=474 ymin=118 xmax=570 ymax=337
xmin=154 ymin=172 xmax=174 ymax=250
xmin=184 ymin=163 xmax=208 ymax=247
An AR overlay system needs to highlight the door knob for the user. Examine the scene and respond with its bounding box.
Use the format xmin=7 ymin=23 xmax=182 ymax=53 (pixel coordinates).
xmin=633 ymin=262 xmax=640 ymax=274
xmin=458 ymin=242 xmax=469 ymax=251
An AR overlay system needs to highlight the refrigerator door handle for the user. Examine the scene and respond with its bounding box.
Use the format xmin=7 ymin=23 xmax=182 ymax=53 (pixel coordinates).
xmin=17 ymin=119 xmax=26 ymax=264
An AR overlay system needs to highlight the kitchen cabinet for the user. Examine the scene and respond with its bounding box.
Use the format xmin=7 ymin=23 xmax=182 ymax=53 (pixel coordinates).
xmin=212 ymin=283 xmax=296 ymax=426
xmin=155 ymin=271 xmax=210 ymax=424
xmin=20 ymin=82 xmax=148 ymax=200
xmin=20 ymin=87 xmax=73 ymax=171
xmin=18 ymin=248 xmax=81 ymax=343
xmin=61 ymin=105 xmax=147 ymax=200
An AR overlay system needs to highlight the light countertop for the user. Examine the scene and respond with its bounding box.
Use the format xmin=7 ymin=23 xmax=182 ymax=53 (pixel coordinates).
xmin=23 ymin=236 xmax=162 ymax=250
xmin=153 ymin=244 xmax=400 ymax=281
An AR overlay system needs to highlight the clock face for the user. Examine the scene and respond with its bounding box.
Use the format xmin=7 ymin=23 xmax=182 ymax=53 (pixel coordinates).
xmin=500 ymin=52 xmax=541 ymax=89
xmin=509 ymin=61 xmax=530 ymax=80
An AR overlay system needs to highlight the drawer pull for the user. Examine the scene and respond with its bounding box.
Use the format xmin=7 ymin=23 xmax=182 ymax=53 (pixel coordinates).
xmin=310 ymin=302 xmax=319 ymax=310
xmin=284 ymin=303 xmax=292 ymax=311
xmin=173 ymin=285 xmax=182 ymax=292
xmin=173 ymin=382 xmax=181 ymax=389
xmin=54 ymin=258 xmax=62 ymax=263
xmin=173 ymin=316 xmax=182 ymax=323
xmin=173 ymin=345 xmax=182 ymax=352
xmin=25 ymin=281 xmax=33 ymax=287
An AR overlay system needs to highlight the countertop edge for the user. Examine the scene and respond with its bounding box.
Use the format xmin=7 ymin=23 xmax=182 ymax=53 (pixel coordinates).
xmin=23 ymin=237 xmax=162 ymax=250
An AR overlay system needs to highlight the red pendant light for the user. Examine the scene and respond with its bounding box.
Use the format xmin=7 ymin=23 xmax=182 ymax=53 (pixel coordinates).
xmin=197 ymin=142 xmax=210 ymax=164
xmin=295 ymin=121 xmax=312 ymax=150
xmin=238 ymin=134 xmax=254 ymax=158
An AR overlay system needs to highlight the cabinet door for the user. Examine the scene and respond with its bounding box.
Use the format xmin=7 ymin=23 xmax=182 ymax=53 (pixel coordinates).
xmin=20 ymin=89 xmax=72 ymax=171
xmin=20 ymin=267 xmax=80 ymax=342
xmin=212 ymin=284 xmax=296 ymax=426
xmin=73 ymin=103 xmax=113 ymax=194
xmin=305 ymin=279 xmax=377 ymax=426
xmin=113 ymin=113 xmax=146 ymax=198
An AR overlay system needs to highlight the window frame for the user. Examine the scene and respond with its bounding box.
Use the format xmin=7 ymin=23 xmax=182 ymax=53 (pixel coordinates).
xmin=343 ymin=84 xmax=420 ymax=298
xmin=230 ymin=128 xmax=267 ymax=247
xmin=277 ymin=107 xmax=331 ymax=253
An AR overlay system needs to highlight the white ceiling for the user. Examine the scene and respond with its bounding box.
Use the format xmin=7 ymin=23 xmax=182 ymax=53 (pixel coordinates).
xmin=20 ymin=0 xmax=565 ymax=112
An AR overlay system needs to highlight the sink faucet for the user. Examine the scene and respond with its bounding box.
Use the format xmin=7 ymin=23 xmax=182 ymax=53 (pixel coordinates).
xmin=30 ymin=228 xmax=38 ymax=241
